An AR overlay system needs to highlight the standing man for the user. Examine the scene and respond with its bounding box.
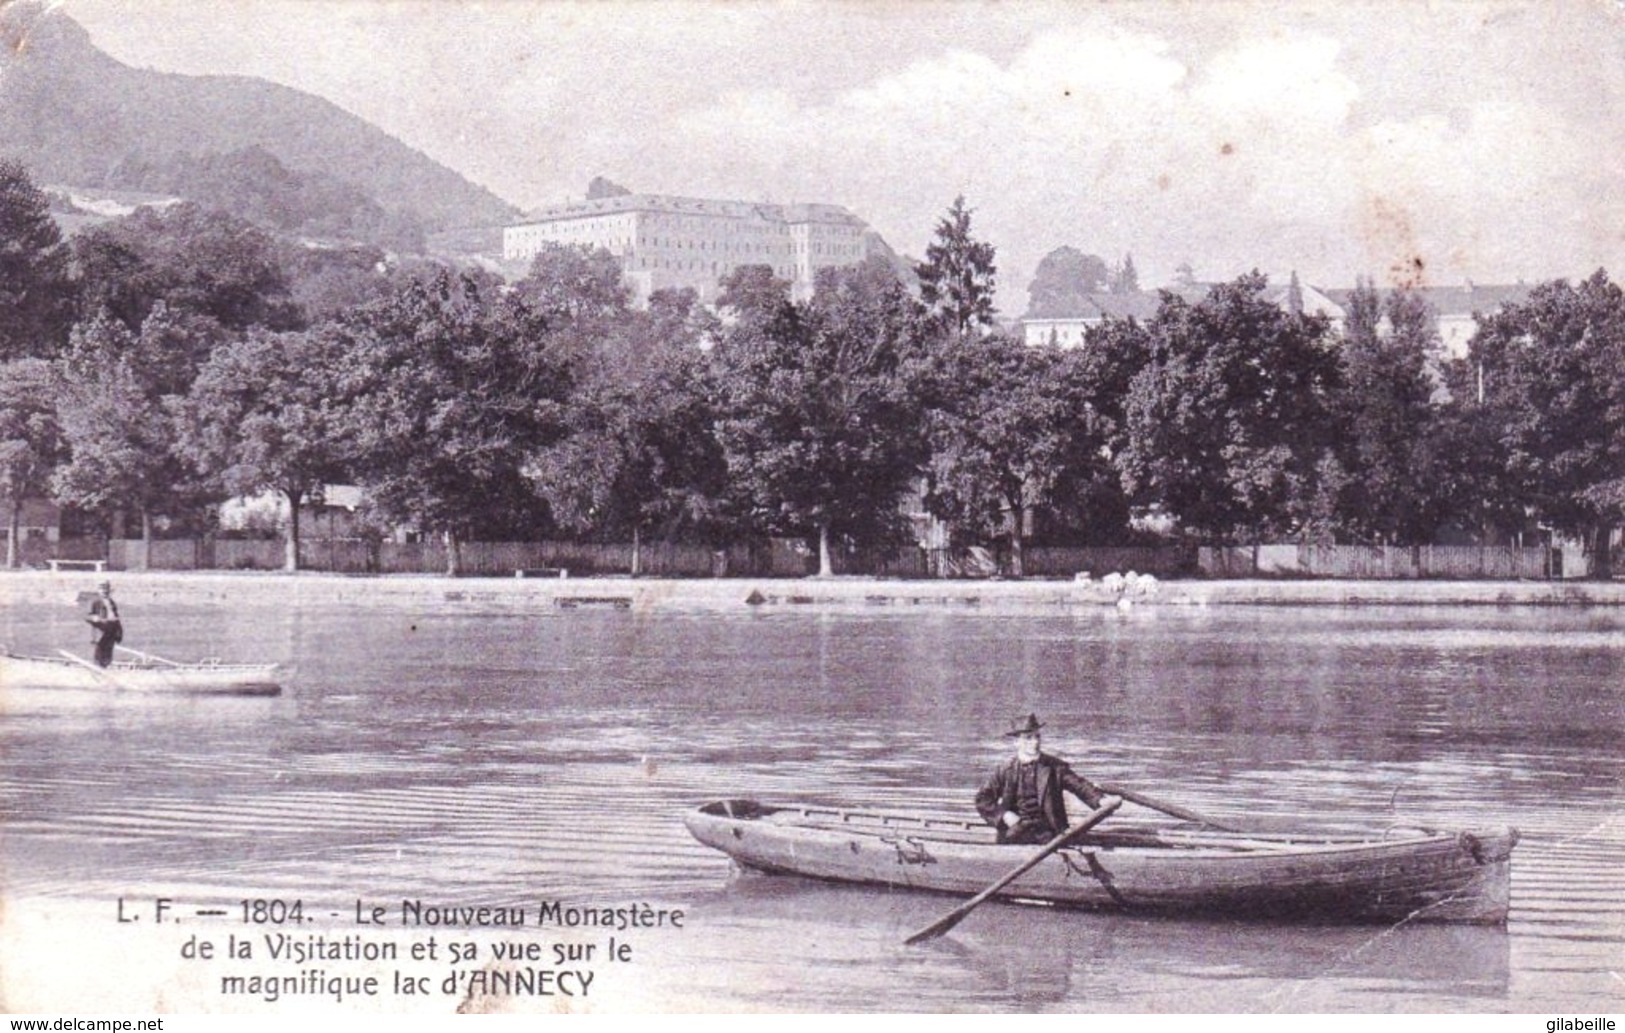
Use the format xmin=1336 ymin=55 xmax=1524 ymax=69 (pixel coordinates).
xmin=85 ymin=580 xmax=123 ymax=667
xmin=975 ymin=713 xmax=1108 ymax=845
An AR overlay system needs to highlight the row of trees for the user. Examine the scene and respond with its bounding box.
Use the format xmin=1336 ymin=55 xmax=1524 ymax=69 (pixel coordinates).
xmin=3 ymin=161 xmax=1623 ymax=577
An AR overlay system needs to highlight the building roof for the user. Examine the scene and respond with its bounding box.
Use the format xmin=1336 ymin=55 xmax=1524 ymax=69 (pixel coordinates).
xmin=1162 ymin=277 xmax=1342 ymax=312
xmin=1261 ymin=281 xmax=1345 ymax=319
xmin=1321 ymin=283 xmax=1534 ymax=317
xmin=1022 ymin=290 xmax=1163 ymax=323
xmin=513 ymin=193 xmax=866 ymax=229
xmin=1024 ymin=279 xmax=1539 ymax=327
xmin=319 ymin=485 xmax=364 ymax=510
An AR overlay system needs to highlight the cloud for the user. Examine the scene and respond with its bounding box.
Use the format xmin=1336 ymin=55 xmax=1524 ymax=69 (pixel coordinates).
xmin=659 ymin=20 xmax=1621 ymax=305
xmin=1347 ymin=100 xmax=1604 ymax=285
xmin=1194 ymin=35 xmax=1359 ymax=122
xmin=660 ymin=29 xmax=1371 ymax=299
xmin=60 ymin=0 xmax=1625 ymax=306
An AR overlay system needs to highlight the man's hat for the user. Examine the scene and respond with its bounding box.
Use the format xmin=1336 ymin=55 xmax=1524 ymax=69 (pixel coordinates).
xmin=97 ymin=580 xmax=112 ymax=591
xmin=1004 ymin=713 xmax=1044 ymax=737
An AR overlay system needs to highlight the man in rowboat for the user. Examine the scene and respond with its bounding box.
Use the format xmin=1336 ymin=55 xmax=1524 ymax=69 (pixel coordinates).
xmin=84 ymin=580 xmax=123 ymax=667
xmin=975 ymin=713 xmax=1107 ymax=845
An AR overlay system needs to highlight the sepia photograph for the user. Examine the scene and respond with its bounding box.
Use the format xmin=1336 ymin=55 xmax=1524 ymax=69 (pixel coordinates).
xmin=1 ymin=0 xmax=1622 ymax=1021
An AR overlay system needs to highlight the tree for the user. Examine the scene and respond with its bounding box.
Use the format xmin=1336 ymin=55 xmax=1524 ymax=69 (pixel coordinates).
xmin=0 ymin=159 xmax=76 ymax=359
xmin=1110 ymin=254 xmax=1140 ymax=295
xmin=0 ymin=358 xmax=65 ymax=567
xmin=344 ymin=271 xmax=572 ymax=574
xmin=716 ymin=263 xmax=797 ymax=332
xmin=525 ymin=299 xmax=727 ymax=568
xmin=1285 ymin=271 xmax=1306 ymax=316
xmin=921 ymin=333 xmax=1075 ymax=575
xmin=915 ymin=195 xmax=998 ymax=338
xmin=586 ymin=176 xmax=632 ymax=199
xmin=1025 ymin=246 xmax=1110 ymax=316
xmin=1334 ymin=280 xmax=1444 ymax=543
xmin=1116 ymin=273 xmax=1343 ymax=542
xmin=114 ymin=145 xmax=425 ymax=252
xmin=1422 ymin=384 xmax=1527 ymax=544
xmin=72 ymin=201 xmax=300 ymax=333
xmin=714 ymin=259 xmax=927 ymax=575
xmin=178 ymin=327 xmax=359 ymax=571
xmin=1462 ymin=270 xmax=1625 ymax=576
xmin=120 ymin=301 xmax=226 ymax=399
xmin=51 ymin=314 xmax=201 ymax=558
xmin=283 ymin=242 xmax=394 ymax=325
xmin=510 ymin=243 xmax=631 ymax=329
xmin=1048 ymin=316 xmax=1155 ymax=542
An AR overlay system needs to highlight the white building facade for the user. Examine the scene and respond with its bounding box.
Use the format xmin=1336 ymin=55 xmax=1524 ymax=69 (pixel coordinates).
xmin=1021 ymin=279 xmax=1351 ymax=349
xmin=504 ymin=194 xmax=870 ymax=304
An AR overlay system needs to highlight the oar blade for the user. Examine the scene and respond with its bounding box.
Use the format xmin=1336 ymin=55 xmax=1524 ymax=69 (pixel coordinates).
xmin=57 ymin=648 xmax=131 ymax=690
xmin=903 ymin=796 xmax=1121 ymax=946
xmin=904 ymin=908 xmax=970 ymax=946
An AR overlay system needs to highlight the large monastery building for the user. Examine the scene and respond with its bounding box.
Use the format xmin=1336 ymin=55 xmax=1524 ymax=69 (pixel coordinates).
xmin=504 ymin=192 xmax=871 ymax=304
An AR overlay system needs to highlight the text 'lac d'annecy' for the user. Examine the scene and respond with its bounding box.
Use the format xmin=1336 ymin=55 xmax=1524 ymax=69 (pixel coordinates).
xmin=200 ymin=899 xmax=685 ymax=1004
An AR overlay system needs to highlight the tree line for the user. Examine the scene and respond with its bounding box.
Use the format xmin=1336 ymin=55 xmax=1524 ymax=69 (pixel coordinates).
xmin=3 ymin=163 xmax=1623 ymax=577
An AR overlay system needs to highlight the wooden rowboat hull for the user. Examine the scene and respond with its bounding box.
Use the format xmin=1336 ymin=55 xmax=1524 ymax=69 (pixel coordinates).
xmin=683 ymin=800 xmax=1518 ymax=925
xmin=1 ymin=652 xmax=282 ymax=696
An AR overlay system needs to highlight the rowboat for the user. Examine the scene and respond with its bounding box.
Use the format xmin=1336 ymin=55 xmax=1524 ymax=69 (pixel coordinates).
xmin=0 ymin=650 xmax=282 ymax=696
xmin=683 ymin=799 xmax=1519 ymax=925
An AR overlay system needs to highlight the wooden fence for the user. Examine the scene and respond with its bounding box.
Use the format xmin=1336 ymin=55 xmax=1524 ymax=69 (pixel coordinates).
xmin=1198 ymin=544 xmax=1565 ymax=580
xmin=9 ymin=537 xmax=105 ymax=567
xmin=1024 ymin=546 xmax=1199 ymax=578
xmin=104 ymin=537 xmax=814 ymax=577
xmin=22 ymin=538 xmax=1595 ymax=581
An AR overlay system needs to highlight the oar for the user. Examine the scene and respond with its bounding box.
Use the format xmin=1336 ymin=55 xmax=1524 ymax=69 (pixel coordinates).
xmin=115 ymin=644 xmax=181 ymax=666
xmin=904 ymin=795 xmax=1122 ymax=946
xmin=57 ymin=649 xmax=137 ymax=691
xmin=1098 ymin=783 xmax=1240 ymax=832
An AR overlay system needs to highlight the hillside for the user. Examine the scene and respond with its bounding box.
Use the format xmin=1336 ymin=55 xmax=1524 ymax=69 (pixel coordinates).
xmin=0 ymin=3 xmax=519 ymax=236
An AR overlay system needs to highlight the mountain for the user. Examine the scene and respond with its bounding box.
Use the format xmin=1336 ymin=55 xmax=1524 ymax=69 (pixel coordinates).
xmin=0 ymin=3 xmax=519 ymax=236
xmin=105 ymin=145 xmax=430 ymax=252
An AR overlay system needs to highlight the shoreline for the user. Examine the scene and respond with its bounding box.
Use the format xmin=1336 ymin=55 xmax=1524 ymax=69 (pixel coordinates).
xmin=3 ymin=569 xmax=1624 ymax=612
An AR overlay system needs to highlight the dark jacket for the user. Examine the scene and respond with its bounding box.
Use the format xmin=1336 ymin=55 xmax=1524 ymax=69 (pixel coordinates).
xmin=88 ymin=597 xmax=122 ymax=642
xmin=975 ymin=753 xmax=1105 ymax=842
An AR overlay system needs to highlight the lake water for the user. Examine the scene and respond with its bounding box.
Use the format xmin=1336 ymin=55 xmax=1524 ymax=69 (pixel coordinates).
xmin=1 ymin=596 xmax=1621 ymax=1014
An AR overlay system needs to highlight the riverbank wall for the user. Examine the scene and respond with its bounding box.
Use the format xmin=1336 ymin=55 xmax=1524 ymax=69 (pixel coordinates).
xmin=4 ymin=569 xmax=1624 ymax=613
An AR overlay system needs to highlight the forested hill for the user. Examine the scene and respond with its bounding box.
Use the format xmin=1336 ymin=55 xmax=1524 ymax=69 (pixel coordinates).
xmin=0 ymin=3 xmax=519 ymax=240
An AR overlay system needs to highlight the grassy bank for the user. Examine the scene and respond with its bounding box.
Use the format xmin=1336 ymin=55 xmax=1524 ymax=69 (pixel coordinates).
xmin=4 ymin=568 xmax=1624 ymax=613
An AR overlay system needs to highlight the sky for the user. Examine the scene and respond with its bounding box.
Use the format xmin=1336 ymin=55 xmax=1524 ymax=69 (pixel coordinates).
xmin=54 ymin=0 xmax=1625 ymax=315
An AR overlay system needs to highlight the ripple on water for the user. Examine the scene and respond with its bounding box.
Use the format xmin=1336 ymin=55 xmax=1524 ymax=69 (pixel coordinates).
xmin=1 ymin=603 xmax=1621 ymax=1011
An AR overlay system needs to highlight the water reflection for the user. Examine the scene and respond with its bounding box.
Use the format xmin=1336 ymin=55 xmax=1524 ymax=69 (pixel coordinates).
xmin=1 ymin=599 xmax=1621 ymax=1011
xmin=677 ymin=875 xmax=1514 ymax=1012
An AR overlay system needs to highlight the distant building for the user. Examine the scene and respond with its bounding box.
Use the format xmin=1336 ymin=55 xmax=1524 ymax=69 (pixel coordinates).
xmin=1163 ymin=274 xmax=1348 ymax=326
xmin=1024 ymin=275 xmax=1534 ymax=358
xmin=1021 ymin=276 xmax=1347 ymax=348
xmin=504 ymin=192 xmax=871 ymax=304
xmin=0 ymin=495 xmax=62 ymax=566
xmin=218 ymin=484 xmax=371 ymax=540
xmin=1021 ymin=291 xmax=1161 ymax=348
xmin=0 ymin=496 xmax=61 ymax=544
xmin=1323 ymin=283 xmax=1533 ymax=359
xmin=1263 ymin=279 xmax=1347 ymax=326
